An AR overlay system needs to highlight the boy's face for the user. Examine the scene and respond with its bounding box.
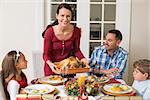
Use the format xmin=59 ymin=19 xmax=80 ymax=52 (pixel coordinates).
xmin=133 ymin=68 xmax=147 ymax=81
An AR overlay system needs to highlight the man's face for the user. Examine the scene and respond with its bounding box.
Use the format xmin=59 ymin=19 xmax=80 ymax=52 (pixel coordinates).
xmin=104 ymin=33 xmax=121 ymax=51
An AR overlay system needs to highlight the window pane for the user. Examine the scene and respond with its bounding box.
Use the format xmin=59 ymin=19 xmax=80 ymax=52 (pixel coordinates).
xmin=70 ymin=4 xmax=77 ymax=21
xmin=90 ymin=23 xmax=101 ymax=40
xmin=104 ymin=4 xmax=116 ymax=21
xmin=51 ymin=4 xmax=59 ymax=21
xmin=90 ymin=4 xmax=102 ymax=21
xmin=105 ymin=0 xmax=116 ymax=2
xmin=90 ymin=0 xmax=102 ymax=2
xmin=103 ymin=23 xmax=115 ymax=39
xmin=51 ymin=4 xmax=76 ymax=21
xmin=51 ymin=0 xmax=63 ymax=2
xmin=89 ymin=42 xmax=101 ymax=57
xmin=65 ymin=0 xmax=77 ymax=2
xmin=71 ymin=23 xmax=76 ymax=26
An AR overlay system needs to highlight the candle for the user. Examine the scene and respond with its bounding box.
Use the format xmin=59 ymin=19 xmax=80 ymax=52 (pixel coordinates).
xmin=77 ymin=76 xmax=85 ymax=87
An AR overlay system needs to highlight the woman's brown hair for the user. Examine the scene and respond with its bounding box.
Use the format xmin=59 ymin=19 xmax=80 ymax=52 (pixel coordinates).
xmin=42 ymin=3 xmax=74 ymax=38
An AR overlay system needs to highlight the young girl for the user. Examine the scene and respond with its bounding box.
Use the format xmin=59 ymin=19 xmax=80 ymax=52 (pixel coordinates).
xmin=132 ymin=59 xmax=150 ymax=100
xmin=1 ymin=50 xmax=28 ymax=100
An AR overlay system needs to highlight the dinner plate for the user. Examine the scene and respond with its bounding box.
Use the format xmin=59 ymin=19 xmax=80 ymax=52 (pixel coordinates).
xmin=24 ymin=84 xmax=55 ymax=94
xmin=39 ymin=75 xmax=67 ymax=85
xmin=103 ymin=83 xmax=133 ymax=94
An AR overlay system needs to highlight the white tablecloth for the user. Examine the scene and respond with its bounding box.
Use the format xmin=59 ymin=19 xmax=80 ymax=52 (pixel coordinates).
xmin=54 ymin=79 xmax=126 ymax=100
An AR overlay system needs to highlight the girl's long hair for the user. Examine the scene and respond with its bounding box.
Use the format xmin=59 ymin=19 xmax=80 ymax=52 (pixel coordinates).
xmin=1 ymin=50 xmax=20 ymax=99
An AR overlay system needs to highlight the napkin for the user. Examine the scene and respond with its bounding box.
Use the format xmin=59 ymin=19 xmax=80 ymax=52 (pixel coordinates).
xmin=28 ymin=94 xmax=41 ymax=100
xmin=42 ymin=94 xmax=54 ymax=100
xmin=16 ymin=94 xmax=27 ymax=100
xmin=108 ymin=78 xmax=121 ymax=84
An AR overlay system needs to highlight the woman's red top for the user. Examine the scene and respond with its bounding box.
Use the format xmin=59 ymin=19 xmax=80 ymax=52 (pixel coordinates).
xmin=43 ymin=26 xmax=85 ymax=76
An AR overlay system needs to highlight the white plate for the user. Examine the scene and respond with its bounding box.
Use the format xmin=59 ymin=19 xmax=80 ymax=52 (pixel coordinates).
xmin=24 ymin=84 xmax=55 ymax=94
xmin=103 ymin=83 xmax=133 ymax=94
xmin=39 ymin=75 xmax=67 ymax=85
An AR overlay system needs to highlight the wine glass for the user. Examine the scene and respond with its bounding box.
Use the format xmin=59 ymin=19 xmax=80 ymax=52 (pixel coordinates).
xmin=61 ymin=66 xmax=68 ymax=86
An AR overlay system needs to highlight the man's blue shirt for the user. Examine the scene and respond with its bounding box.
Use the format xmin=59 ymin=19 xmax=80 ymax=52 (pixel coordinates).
xmin=89 ymin=45 xmax=128 ymax=79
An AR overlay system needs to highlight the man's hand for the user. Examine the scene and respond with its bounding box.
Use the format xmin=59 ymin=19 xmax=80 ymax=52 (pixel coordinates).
xmin=107 ymin=67 xmax=119 ymax=75
xmin=105 ymin=68 xmax=119 ymax=78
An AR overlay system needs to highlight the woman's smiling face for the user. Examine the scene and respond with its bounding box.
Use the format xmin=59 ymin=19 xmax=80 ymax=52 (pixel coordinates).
xmin=56 ymin=8 xmax=72 ymax=27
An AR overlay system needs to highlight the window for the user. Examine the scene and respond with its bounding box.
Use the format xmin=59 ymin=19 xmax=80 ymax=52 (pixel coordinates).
xmin=89 ymin=0 xmax=116 ymax=56
xmin=49 ymin=0 xmax=77 ymax=25
xmin=47 ymin=0 xmax=130 ymax=58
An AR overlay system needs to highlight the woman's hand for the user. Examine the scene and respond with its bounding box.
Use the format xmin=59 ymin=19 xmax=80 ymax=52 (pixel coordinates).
xmin=80 ymin=58 xmax=88 ymax=65
xmin=51 ymin=66 xmax=61 ymax=74
xmin=46 ymin=60 xmax=61 ymax=74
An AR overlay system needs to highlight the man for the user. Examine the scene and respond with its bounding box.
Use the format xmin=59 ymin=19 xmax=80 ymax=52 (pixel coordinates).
xmin=89 ymin=29 xmax=128 ymax=79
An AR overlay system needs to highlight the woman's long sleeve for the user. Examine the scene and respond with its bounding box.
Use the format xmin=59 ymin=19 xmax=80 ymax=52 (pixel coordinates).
xmin=74 ymin=28 xmax=85 ymax=60
xmin=43 ymin=29 xmax=52 ymax=62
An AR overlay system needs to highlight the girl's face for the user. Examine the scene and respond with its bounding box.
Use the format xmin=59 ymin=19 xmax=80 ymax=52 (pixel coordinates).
xmin=56 ymin=8 xmax=72 ymax=27
xmin=133 ymin=68 xmax=148 ymax=81
xmin=16 ymin=53 xmax=27 ymax=70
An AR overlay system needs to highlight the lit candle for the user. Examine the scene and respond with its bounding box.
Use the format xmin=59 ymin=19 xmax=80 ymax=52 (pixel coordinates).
xmin=78 ymin=76 xmax=85 ymax=87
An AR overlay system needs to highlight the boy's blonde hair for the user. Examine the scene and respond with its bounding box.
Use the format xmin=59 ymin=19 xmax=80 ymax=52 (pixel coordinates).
xmin=133 ymin=59 xmax=150 ymax=79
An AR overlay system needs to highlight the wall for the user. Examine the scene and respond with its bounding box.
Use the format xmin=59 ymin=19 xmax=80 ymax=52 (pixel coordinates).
xmin=0 ymin=0 xmax=44 ymax=82
xmin=0 ymin=0 xmax=150 ymax=84
xmin=148 ymin=0 xmax=150 ymax=59
xmin=128 ymin=0 xmax=149 ymax=85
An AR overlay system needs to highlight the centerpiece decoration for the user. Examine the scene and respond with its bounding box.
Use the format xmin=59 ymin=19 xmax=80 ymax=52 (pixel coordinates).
xmin=78 ymin=76 xmax=85 ymax=95
xmin=65 ymin=75 xmax=99 ymax=97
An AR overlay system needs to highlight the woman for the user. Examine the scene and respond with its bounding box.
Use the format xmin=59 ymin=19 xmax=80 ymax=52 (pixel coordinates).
xmin=42 ymin=3 xmax=87 ymax=76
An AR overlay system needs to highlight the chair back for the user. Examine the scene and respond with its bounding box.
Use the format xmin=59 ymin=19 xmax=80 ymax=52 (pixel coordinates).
xmin=32 ymin=51 xmax=44 ymax=78
xmin=0 ymin=71 xmax=6 ymax=100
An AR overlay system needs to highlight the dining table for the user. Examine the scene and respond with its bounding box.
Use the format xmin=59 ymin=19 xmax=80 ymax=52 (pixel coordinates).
xmin=16 ymin=73 xmax=141 ymax=100
xmin=54 ymin=78 xmax=133 ymax=99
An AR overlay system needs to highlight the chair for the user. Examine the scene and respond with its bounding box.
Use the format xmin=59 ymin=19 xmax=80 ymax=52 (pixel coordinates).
xmin=32 ymin=51 xmax=44 ymax=78
xmin=0 ymin=72 xmax=6 ymax=100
